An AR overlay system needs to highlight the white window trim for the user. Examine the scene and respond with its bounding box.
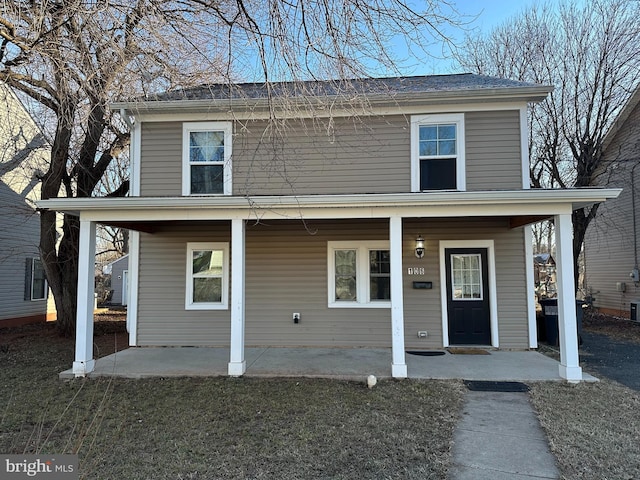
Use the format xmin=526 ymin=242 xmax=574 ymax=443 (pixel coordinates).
xmin=30 ymin=257 xmax=47 ymax=301
xmin=182 ymin=121 xmax=233 ymax=196
xmin=410 ymin=113 xmax=466 ymax=192
xmin=185 ymin=242 xmax=229 ymax=310
xmin=327 ymin=240 xmax=391 ymax=308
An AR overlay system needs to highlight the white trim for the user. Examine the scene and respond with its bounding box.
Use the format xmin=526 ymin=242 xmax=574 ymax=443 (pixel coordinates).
xmin=389 ymin=216 xmax=407 ymax=378
xmin=185 ymin=242 xmax=230 ymax=310
xmin=520 ymin=106 xmax=530 ymax=190
xmin=228 ymin=219 xmax=246 ymax=376
xmin=73 ymin=219 xmax=96 ymax=377
xmin=410 ymin=113 xmax=465 ymax=192
xmin=182 ymin=122 xmax=233 ymax=196
xmin=126 ymin=231 xmax=140 ymax=345
xmin=327 ymin=240 xmax=391 ymax=308
xmin=38 ymin=189 xmax=622 ymax=219
xmin=555 ymin=213 xmax=582 ymax=382
xmin=122 ymin=270 xmax=129 ymax=307
xmin=439 ymin=240 xmax=499 ymax=348
xmin=131 ymin=121 xmax=141 ymax=196
xmin=112 ymin=97 xmax=547 ymax=122
xmin=524 ymin=226 xmax=538 ymax=348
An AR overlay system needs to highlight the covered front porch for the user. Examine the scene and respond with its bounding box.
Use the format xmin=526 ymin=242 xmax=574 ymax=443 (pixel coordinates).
xmin=59 ymin=345 xmax=597 ymax=382
xmin=38 ymin=189 xmax=620 ymax=383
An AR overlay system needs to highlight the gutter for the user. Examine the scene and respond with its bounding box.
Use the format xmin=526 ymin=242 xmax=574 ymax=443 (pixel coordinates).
xmin=37 ymin=188 xmax=621 ymax=214
xmin=109 ymin=86 xmax=552 ymax=115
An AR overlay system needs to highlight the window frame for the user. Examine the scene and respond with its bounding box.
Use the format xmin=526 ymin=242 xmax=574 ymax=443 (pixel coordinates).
xmin=182 ymin=122 xmax=233 ymax=196
xmin=185 ymin=242 xmax=229 ymax=310
xmin=327 ymin=241 xmax=391 ymax=308
xmin=410 ymin=113 xmax=466 ymax=192
xmin=30 ymin=257 xmax=47 ymax=301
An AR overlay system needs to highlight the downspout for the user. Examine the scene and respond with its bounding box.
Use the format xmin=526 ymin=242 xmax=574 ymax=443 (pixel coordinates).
xmin=120 ymin=108 xmax=134 ymax=130
xmin=631 ymin=163 xmax=639 ymax=283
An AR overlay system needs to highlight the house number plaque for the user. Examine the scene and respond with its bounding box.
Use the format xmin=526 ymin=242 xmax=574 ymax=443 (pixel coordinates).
xmin=407 ymin=267 xmax=425 ymax=275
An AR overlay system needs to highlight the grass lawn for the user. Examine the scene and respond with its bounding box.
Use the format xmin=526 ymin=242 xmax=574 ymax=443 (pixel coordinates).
xmin=1 ymin=319 xmax=463 ymax=479
xmin=531 ymin=311 xmax=640 ymax=480
xmin=2 ymin=313 xmax=640 ymax=479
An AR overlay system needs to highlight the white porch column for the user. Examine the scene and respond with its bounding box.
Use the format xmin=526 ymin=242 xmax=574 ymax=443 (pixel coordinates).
xmin=126 ymin=230 xmax=140 ymax=346
xmin=555 ymin=213 xmax=582 ymax=382
xmin=389 ymin=216 xmax=407 ymax=378
xmin=524 ymin=225 xmax=538 ymax=348
xmin=228 ymin=218 xmax=246 ymax=376
xmin=73 ymin=218 xmax=96 ymax=377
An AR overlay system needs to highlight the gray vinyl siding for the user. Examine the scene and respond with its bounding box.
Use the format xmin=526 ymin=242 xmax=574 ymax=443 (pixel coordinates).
xmin=0 ymin=181 xmax=47 ymax=321
xmin=584 ymin=99 xmax=640 ymax=314
xmin=136 ymin=218 xmax=529 ymax=348
xmin=108 ymin=255 xmax=129 ymax=305
xmin=138 ymin=110 xmax=524 ymax=197
xmin=465 ymin=110 xmax=523 ymax=190
xmin=137 ymin=223 xmax=232 ymax=346
xmin=244 ymin=220 xmax=392 ymax=347
xmin=402 ymin=218 xmax=529 ymax=350
xmin=232 ymin=117 xmax=409 ymax=195
xmin=139 ymin=122 xmax=182 ymax=196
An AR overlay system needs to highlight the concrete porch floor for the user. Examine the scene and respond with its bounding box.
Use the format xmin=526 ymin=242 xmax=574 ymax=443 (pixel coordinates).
xmin=60 ymin=346 xmax=597 ymax=382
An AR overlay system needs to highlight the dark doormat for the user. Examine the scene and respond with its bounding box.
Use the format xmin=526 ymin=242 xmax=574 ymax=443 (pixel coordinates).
xmin=464 ymin=380 xmax=530 ymax=392
xmin=447 ymin=347 xmax=490 ymax=355
xmin=406 ymin=350 xmax=446 ymax=357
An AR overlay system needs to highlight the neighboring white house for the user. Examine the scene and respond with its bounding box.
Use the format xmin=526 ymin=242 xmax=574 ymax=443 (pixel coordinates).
xmin=103 ymin=254 xmax=130 ymax=306
xmin=0 ymin=83 xmax=54 ymax=327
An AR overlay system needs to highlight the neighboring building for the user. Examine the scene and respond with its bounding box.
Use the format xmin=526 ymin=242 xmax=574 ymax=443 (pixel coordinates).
xmin=102 ymin=254 xmax=129 ymax=306
xmin=533 ymin=253 xmax=556 ymax=299
xmin=0 ymin=84 xmax=52 ymax=327
xmin=39 ymin=74 xmax=620 ymax=381
xmin=584 ymin=87 xmax=640 ymax=318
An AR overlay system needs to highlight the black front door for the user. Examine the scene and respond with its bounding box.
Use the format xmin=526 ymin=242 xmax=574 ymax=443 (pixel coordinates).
xmin=445 ymin=248 xmax=491 ymax=345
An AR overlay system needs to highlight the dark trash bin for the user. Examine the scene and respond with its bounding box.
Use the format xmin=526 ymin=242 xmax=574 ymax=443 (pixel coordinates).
xmin=538 ymin=298 xmax=584 ymax=347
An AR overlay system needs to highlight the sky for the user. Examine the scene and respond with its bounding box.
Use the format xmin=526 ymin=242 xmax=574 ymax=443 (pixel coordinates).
xmin=399 ymin=0 xmax=573 ymax=75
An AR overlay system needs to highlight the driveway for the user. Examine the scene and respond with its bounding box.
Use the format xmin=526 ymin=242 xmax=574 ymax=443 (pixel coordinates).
xmin=580 ymin=331 xmax=640 ymax=390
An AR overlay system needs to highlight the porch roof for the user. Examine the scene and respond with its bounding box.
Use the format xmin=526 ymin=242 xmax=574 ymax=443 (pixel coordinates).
xmin=38 ymin=189 xmax=621 ymax=230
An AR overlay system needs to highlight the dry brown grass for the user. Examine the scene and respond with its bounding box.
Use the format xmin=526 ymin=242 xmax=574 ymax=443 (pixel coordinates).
xmin=530 ymin=380 xmax=640 ymax=480
xmin=0 ymin=322 xmax=464 ymax=479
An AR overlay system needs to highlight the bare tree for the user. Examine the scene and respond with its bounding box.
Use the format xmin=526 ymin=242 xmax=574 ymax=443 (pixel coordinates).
xmin=456 ymin=0 xmax=640 ymax=289
xmin=1 ymin=0 xmax=467 ymax=335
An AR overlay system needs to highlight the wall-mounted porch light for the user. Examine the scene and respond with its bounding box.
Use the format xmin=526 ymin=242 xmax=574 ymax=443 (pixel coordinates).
xmin=415 ymin=234 xmax=425 ymax=259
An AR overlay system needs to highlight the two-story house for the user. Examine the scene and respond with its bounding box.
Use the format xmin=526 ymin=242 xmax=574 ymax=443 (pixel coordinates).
xmin=0 ymin=83 xmax=52 ymax=327
xmin=584 ymin=86 xmax=640 ymax=317
xmin=39 ymin=74 xmax=620 ymax=381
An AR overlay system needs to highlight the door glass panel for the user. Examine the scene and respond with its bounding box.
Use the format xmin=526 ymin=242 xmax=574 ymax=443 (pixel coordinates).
xmin=450 ymin=253 xmax=483 ymax=300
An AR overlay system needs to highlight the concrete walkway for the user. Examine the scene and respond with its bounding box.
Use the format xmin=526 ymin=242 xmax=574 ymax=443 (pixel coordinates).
xmin=448 ymin=390 xmax=559 ymax=479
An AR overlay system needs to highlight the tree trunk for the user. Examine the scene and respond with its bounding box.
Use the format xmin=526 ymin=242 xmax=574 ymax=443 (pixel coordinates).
xmin=572 ymin=205 xmax=598 ymax=293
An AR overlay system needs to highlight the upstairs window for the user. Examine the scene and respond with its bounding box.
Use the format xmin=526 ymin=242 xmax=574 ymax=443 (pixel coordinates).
xmin=182 ymin=122 xmax=232 ymax=195
xmin=411 ymin=114 xmax=465 ymax=192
